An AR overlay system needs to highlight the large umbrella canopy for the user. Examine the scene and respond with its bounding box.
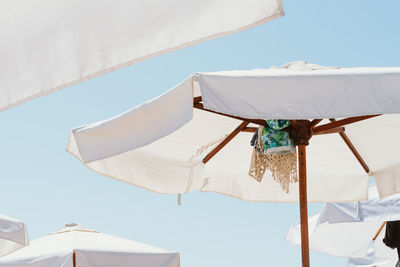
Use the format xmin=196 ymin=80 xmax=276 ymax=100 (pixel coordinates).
xmin=0 ymin=0 xmax=283 ymax=111
xmin=0 ymin=214 xmax=28 ymax=257
xmin=67 ymin=60 xmax=400 ymax=267
xmin=0 ymin=223 xmax=179 ymax=267
xmin=285 ymin=185 xmax=400 ymax=259
xmin=67 ymin=61 xmax=400 ymax=202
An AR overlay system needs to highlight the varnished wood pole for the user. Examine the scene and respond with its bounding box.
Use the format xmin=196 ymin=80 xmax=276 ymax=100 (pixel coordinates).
xmin=73 ymin=251 xmax=76 ymax=267
xmin=298 ymin=145 xmax=310 ymax=267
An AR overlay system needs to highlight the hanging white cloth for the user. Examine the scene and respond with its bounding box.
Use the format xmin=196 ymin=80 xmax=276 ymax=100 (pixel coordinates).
xmin=286 ymin=185 xmax=400 ymax=258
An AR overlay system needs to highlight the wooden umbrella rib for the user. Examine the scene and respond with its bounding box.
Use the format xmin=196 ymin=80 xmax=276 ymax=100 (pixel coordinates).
xmin=373 ymin=222 xmax=386 ymax=241
xmin=202 ymin=121 xmax=249 ymax=164
xmin=312 ymin=126 xmax=344 ymax=135
xmin=193 ymin=96 xmax=202 ymax=104
xmin=329 ymin=119 xmax=370 ymax=174
xmin=312 ymin=115 xmax=380 ymax=134
xmin=310 ymin=119 xmax=322 ymax=128
xmin=241 ymin=126 xmax=258 ymax=132
xmin=194 ymin=102 xmax=268 ymax=127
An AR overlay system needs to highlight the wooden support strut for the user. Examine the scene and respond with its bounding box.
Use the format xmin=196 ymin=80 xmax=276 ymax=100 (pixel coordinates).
xmin=194 ymin=102 xmax=268 ymax=127
xmin=202 ymin=121 xmax=249 ymax=164
xmin=329 ymin=119 xmax=370 ymax=173
xmin=312 ymin=115 xmax=380 ymax=134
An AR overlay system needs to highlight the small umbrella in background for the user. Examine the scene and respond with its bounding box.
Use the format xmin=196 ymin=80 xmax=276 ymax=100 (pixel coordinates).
xmin=0 ymin=223 xmax=179 ymax=267
xmin=0 ymin=214 xmax=28 ymax=257
xmin=0 ymin=0 xmax=283 ymax=112
xmin=286 ymin=185 xmax=400 ymax=266
xmin=67 ymin=61 xmax=400 ymax=266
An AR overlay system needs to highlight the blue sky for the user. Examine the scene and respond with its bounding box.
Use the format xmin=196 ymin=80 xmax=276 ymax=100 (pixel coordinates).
xmin=1 ymin=1 xmax=400 ymax=266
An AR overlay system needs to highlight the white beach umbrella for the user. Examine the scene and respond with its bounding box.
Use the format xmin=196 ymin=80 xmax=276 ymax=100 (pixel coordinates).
xmin=286 ymin=185 xmax=400 ymax=264
xmin=0 ymin=214 xmax=28 ymax=257
xmin=0 ymin=223 xmax=179 ymax=267
xmin=0 ymin=0 xmax=283 ymax=111
xmin=67 ymin=60 xmax=400 ymax=266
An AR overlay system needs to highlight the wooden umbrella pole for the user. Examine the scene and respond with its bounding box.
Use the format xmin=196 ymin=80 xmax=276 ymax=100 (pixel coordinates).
xmin=73 ymin=251 xmax=76 ymax=267
xmin=298 ymin=145 xmax=310 ymax=267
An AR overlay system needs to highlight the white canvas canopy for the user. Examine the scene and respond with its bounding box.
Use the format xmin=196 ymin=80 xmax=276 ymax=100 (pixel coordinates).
xmin=67 ymin=60 xmax=400 ymax=267
xmin=0 ymin=223 xmax=179 ymax=267
xmin=0 ymin=0 xmax=283 ymax=111
xmin=0 ymin=214 xmax=28 ymax=257
xmin=286 ymin=185 xmax=400 ymax=260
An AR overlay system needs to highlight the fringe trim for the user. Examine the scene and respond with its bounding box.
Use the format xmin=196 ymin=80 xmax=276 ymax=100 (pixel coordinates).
xmin=249 ymin=126 xmax=298 ymax=193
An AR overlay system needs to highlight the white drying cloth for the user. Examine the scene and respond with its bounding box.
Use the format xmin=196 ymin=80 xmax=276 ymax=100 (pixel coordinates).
xmin=347 ymin=248 xmax=391 ymax=267
xmin=286 ymin=185 xmax=400 ymax=258
xmin=67 ymin=61 xmax=400 ymax=202
xmin=0 ymin=224 xmax=179 ymax=267
xmin=0 ymin=214 xmax=28 ymax=257
xmin=0 ymin=0 xmax=283 ymax=111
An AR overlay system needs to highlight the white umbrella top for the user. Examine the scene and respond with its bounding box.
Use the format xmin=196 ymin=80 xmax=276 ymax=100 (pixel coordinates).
xmin=0 ymin=214 xmax=28 ymax=257
xmin=196 ymin=61 xmax=400 ymax=119
xmin=67 ymin=61 xmax=400 ymax=202
xmin=0 ymin=223 xmax=179 ymax=267
xmin=0 ymin=0 xmax=283 ymax=111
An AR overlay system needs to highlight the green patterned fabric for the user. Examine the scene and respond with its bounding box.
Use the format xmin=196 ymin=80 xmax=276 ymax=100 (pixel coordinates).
xmin=266 ymin=120 xmax=290 ymax=130
xmin=261 ymin=120 xmax=294 ymax=154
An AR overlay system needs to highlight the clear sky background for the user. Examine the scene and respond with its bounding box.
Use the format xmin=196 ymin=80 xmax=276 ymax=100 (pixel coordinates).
xmin=1 ymin=1 xmax=400 ymax=266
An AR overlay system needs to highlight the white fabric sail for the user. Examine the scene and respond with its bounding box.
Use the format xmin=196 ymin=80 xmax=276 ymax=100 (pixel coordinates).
xmin=285 ymin=185 xmax=400 ymax=258
xmin=0 ymin=223 xmax=179 ymax=267
xmin=0 ymin=0 xmax=283 ymax=111
xmin=0 ymin=214 xmax=28 ymax=257
xmin=67 ymin=61 xmax=400 ymax=202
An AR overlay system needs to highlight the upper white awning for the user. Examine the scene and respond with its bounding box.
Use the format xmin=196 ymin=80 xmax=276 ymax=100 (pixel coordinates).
xmin=0 ymin=0 xmax=283 ymax=111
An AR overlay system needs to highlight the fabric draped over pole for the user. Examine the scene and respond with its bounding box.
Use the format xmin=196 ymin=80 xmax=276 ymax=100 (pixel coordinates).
xmin=286 ymin=185 xmax=400 ymax=266
xmin=0 ymin=0 xmax=283 ymax=111
xmin=67 ymin=61 xmax=400 ymax=267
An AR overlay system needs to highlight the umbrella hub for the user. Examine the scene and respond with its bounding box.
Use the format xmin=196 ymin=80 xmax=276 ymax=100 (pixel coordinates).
xmin=288 ymin=120 xmax=313 ymax=146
